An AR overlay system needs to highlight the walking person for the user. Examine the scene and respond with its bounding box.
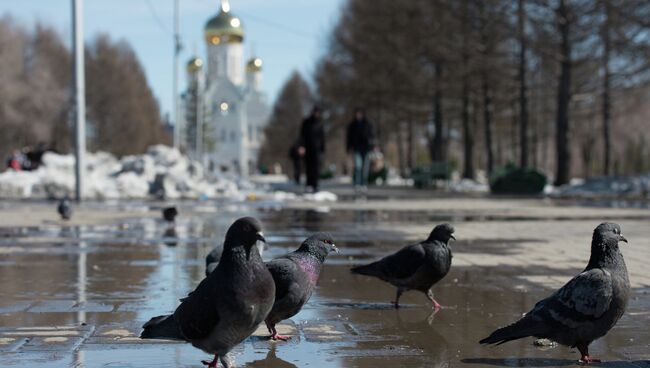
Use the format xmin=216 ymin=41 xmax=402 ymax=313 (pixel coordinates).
xmin=299 ymin=106 xmax=325 ymax=192
xmin=346 ymin=108 xmax=375 ymax=192
xmin=288 ymin=140 xmax=304 ymax=185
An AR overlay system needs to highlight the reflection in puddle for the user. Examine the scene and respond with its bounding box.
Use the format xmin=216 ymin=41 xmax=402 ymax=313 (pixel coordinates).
xmin=0 ymin=206 xmax=648 ymax=367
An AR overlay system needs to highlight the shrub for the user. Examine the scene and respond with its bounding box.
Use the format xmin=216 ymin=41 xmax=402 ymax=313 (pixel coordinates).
xmin=490 ymin=163 xmax=547 ymax=194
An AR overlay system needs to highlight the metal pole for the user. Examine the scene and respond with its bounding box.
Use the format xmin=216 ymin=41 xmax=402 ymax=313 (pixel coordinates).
xmin=72 ymin=0 xmax=86 ymax=201
xmin=173 ymin=0 xmax=181 ymax=149
xmin=195 ymin=76 xmax=203 ymax=160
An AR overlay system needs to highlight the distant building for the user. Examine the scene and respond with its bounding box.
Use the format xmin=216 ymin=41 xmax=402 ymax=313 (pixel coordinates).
xmin=182 ymin=0 xmax=270 ymax=176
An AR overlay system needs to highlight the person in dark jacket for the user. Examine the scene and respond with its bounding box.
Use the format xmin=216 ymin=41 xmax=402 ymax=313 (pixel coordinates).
xmin=346 ymin=108 xmax=375 ymax=190
xmin=288 ymin=140 xmax=304 ymax=185
xmin=299 ymin=106 xmax=325 ymax=192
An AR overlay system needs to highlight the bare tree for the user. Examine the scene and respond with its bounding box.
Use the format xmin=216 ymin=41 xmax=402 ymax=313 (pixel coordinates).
xmin=86 ymin=34 xmax=170 ymax=156
xmin=258 ymin=71 xmax=313 ymax=173
xmin=518 ymin=0 xmax=530 ymax=168
xmin=553 ymin=0 xmax=573 ymax=186
xmin=312 ymin=0 xmax=650 ymax=182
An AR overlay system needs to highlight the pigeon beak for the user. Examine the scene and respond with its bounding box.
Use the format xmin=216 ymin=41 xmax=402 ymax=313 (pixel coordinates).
xmin=450 ymin=234 xmax=456 ymax=241
xmin=331 ymin=244 xmax=339 ymax=253
xmin=256 ymin=232 xmax=266 ymax=243
xmin=619 ymin=235 xmax=628 ymax=243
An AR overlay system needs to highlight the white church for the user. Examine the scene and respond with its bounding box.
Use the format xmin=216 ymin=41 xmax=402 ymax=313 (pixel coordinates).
xmin=182 ymin=0 xmax=270 ymax=176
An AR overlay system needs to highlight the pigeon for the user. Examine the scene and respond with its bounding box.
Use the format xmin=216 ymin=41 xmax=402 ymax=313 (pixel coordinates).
xmin=264 ymin=233 xmax=338 ymax=341
xmin=141 ymin=217 xmax=275 ymax=368
xmin=351 ymin=223 xmax=455 ymax=309
xmin=162 ymin=206 xmax=178 ymax=223
xmin=57 ymin=197 xmax=72 ymax=220
xmin=163 ymin=227 xmax=178 ymax=247
xmin=480 ymin=222 xmax=630 ymax=364
xmin=206 ymin=241 xmax=266 ymax=276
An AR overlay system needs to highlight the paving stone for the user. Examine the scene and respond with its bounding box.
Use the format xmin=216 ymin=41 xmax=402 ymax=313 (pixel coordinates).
xmin=302 ymin=321 xmax=347 ymax=342
xmin=20 ymin=336 xmax=85 ymax=352
xmin=251 ymin=321 xmax=299 ymax=348
xmin=0 ymin=301 xmax=32 ymax=314
xmin=27 ymin=300 xmax=76 ymax=313
xmin=69 ymin=301 xmax=114 ymax=313
xmin=0 ymin=337 xmax=28 ymax=352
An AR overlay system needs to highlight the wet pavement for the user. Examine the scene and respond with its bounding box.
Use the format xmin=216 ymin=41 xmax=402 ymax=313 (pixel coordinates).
xmin=0 ymin=199 xmax=649 ymax=367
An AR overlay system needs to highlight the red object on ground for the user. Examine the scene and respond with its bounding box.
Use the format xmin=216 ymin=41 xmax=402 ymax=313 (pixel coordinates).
xmin=9 ymin=159 xmax=21 ymax=171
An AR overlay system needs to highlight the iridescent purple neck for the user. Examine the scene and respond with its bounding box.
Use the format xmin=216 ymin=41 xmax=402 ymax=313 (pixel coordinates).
xmin=295 ymin=256 xmax=321 ymax=286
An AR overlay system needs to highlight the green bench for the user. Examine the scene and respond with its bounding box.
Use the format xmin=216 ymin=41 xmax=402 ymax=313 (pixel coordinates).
xmin=411 ymin=162 xmax=452 ymax=189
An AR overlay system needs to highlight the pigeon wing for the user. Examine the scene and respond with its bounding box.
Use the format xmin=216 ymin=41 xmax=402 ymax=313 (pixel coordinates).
xmin=375 ymin=243 xmax=427 ymax=279
xmin=532 ymin=268 xmax=613 ymax=324
xmin=266 ymin=258 xmax=299 ymax=301
xmin=173 ymin=276 xmax=220 ymax=340
xmin=206 ymin=245 xmax=223 ymax=267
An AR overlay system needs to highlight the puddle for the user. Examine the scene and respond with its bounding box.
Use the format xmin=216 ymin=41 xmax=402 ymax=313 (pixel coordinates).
xmin=0 ymin=205 xmax=648 ymax=367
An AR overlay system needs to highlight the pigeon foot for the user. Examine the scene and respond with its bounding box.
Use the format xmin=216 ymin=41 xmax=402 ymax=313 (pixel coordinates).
xmin=577 ymin=344 xmax=600 ymax=364
xmin=201 ymin=354 xmax=219 ymax=368
xmin=267 ymin=322 xmax=291 ymax=341
xmin=392 ymin=289 xmax=404 ymax=309
xmin=579 ymin=356 xmax=601 ymax=364
xmin=270 ymin=333 xmax=291 ymax=341
xmin=425 ymin=290 xmax=442 ymax=310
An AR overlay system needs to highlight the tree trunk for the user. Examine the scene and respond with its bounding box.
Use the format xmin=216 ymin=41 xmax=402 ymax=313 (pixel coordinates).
xmin=397 ymin=124 xmax=406 ymax=177
xmin=407 ymin=118 xmax=414 ymax=171
xmin=461 ymin=0 xmax=474 ymax=180
xmin=518 ymin=0 xmax=529 ymax=168
xmin=462 ymin=75 xmax=474 ymax=179
xmin=554 ymin=0 xmax=572 ymax=186
xmin=482 ymin=72 xmax=494 ymax=175
xmin=508 ymin=99 xmax=521 ymax=161
xmin=601 ymin=0 xmax=612 ymax=176
xmin=431 ymin=61 xmax=445 ymax=162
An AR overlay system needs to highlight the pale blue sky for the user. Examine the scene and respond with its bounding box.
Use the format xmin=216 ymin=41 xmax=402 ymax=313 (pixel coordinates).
xmin=1 ymin=0 xmax=344 ymax=118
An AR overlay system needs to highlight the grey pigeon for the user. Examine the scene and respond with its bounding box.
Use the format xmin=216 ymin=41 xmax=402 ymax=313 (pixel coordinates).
xmin=206 ymin=241 xmax=266 ymax=276
xmin=480 ymin=222 xmax=630 ymax=364
xmin=141 ymin=217 xmax=275 ymax=368
xmin=57 ymin=197 xmax=72 ymax=220
xmin=351 ymin=223 xmax=455 ymax=309
xmin=162 ymin=206 xmax=178 ymax=222
xmin=265 ymin=233 xmax=338 ymax=340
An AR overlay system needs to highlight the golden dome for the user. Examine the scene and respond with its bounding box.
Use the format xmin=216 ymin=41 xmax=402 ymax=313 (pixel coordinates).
xmin=246 ymin=57 xmax=263 ymax=72
xmin=186 ymin=56 xmax=203 ymax=73
xmin=204 ymin=1 xmax=244 ymax=45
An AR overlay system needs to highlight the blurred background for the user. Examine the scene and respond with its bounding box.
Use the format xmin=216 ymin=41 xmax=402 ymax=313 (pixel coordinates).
xmin=1 ymin=0 xmax=650 ymax=199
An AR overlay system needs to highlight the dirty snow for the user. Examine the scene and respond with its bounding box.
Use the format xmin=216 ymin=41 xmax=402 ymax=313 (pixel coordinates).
xmin=0 ymin=146 xmax=245 ymax=200
xmin=552 ymin=174 xmax=650 ymax=198
xmin=0 ymin=146 xmax=342 ymax=202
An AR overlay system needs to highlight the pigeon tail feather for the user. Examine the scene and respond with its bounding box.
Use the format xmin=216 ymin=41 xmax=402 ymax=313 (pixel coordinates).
xmin=350 ymin=263 xmax=381 ymax=278
xmin=479 ymin=315 xmax=542 ymax=345
xmin=140 ymin=314 xmax=184 ymax=340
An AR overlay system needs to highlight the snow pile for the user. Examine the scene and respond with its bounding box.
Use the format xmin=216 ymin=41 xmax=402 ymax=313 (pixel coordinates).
xmin=0 ymin=145 xmax=242 ymax=199
xmin=246 ymin=190 xmax=338 ymax=203
xmin=552 ymin=174 xmax=650 ymax=198
xmin=302 ymin=191 xmax=338 ymax=202
xmin=449 ymin=178 xmax=489 ymax=193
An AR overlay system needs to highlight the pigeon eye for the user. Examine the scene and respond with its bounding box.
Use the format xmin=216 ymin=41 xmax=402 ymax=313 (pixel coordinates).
xmin=324 ymin=240 xmax=332 ymax=244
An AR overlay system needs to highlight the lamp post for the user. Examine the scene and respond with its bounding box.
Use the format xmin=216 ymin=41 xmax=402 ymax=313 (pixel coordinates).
xmin=72 ymin=0 xmax=86 ymax=201
xmin=173 ymin=0 xmax=182 ymax=150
